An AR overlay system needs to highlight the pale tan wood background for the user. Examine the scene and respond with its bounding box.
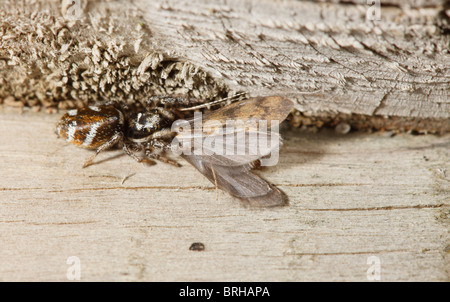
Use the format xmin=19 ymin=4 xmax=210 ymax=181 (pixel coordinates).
xmin=0 ymin=109 xmax=448 ymax=281
xmin=0 ymin=0 xmax=449 ymax=283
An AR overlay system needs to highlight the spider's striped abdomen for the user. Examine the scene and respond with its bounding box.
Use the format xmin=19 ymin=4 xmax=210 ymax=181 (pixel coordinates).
xmin=56 ymin=106 xmax=124 ymax=149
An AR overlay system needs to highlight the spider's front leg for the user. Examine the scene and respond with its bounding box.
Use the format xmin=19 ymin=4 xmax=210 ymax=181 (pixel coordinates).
xmin=123 ymin=142 xmax=146 ymax=163
xmin=145 ymin=146 xmax=181 ymax=167
xmin=121 ymin=142 xmax=157 ymax=166
xmin=145 ymin=136 xmax=181 ymax=167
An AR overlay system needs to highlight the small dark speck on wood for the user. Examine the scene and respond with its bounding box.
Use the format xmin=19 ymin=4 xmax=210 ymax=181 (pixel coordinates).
xmin=189 ymin=242 xmax=205 ymax=251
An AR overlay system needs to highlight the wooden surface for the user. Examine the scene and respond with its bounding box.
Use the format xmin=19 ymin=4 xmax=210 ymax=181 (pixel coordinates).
xmin=0 ymin=0 xmax=449 ymax=126
xmin=0 ymin=109 xmax=449 ymax=281
xmin=136 ymin=0 xmax=450 ymax=118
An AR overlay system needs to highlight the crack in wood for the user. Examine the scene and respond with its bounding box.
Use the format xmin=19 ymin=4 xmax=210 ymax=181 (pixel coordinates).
xmin=284 ymin=249 xmax=411 ymax=256
xmin=373 ymin=89 xmax=392 ymax=115
xmin=304 ymin=204 xmax=449 ymax=212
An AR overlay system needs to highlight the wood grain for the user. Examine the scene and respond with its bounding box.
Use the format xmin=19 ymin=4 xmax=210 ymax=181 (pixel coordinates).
xmin=0 ymin=0 xmax=448 ymax=130
xmin=0 ymin=109 xmax=448 ymax=281
xmin=136 ymin=0 xmax=450 ymax=118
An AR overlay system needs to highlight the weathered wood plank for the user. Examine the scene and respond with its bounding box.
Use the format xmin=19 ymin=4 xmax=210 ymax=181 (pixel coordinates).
xmin=0 ymin=109 xmax=448 ymax=281
xmin=0 ymin=0 xmax=448 ymax=129
xmin=136 ymin=0 xmax=450 ymax=118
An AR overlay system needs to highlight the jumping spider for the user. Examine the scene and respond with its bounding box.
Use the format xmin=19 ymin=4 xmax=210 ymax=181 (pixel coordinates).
xmin=56 ymin=96 xmax=193 ymax=168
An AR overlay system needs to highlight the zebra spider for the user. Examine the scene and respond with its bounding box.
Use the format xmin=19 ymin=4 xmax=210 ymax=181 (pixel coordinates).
xmin=56 ymin=96 xmax=188 ymax=168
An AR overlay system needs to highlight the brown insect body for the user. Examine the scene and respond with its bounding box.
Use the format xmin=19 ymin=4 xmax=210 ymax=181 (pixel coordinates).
xmin=56 ymin=96 xmax=294 ymax=207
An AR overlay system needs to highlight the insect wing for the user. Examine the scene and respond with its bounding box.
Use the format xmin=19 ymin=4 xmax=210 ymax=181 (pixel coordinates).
xmin=181 ymin=154 xmax=286 ymax=207
xmin=174 ymin=96 xmax=292 ymax=167
xmin=192 ymin=130 xmax=282 ymax=167
xmin=174 ymin=96 xmax=293 ymax=207
xmin=199 ymin=96 xmax=294 ymax=128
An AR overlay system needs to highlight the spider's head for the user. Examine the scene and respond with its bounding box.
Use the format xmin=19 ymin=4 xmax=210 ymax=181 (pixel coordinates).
xmin=126 ymin=110 xmax=163 ymax=142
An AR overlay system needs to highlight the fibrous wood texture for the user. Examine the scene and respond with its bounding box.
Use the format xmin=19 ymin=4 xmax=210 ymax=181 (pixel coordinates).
xmin=137 ymin=0 xmax=449 ymax=119
xmin=0 ymin=0 xmax=449 ymax=132
xmin=0 ymin=110 xmax=449 ymax=281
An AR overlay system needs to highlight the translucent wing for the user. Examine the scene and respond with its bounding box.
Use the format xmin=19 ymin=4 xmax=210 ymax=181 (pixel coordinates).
xmin=173 ymin=96 xmax=293 ymax=166
xmin=181 ymin=154 xmax=287 ymax=207
xmin=199 ymin=96 xmax=293 ymax=127
xmin=173 ymin=130 xmax=282 ymax=168
xmin=172 ymin=96 xmax=293 ymax=207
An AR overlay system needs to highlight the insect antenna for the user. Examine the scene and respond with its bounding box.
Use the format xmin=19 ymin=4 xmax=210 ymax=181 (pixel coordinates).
xmin=178 ymin=92 xmax=247 ymax=111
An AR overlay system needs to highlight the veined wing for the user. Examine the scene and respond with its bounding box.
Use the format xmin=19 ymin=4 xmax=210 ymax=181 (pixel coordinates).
xmin=172 ymin=96 xmax=293 ymax=167
xmin=200 ymin=96 xmax=294 ymax=128
xmin=181 ymin=154 xmax=287 ymax=207
xmin=172 ymin=96 xmax=293 ymax=207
